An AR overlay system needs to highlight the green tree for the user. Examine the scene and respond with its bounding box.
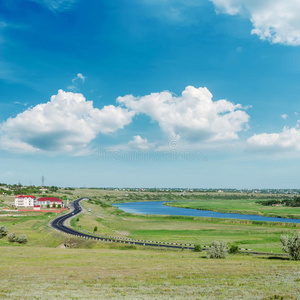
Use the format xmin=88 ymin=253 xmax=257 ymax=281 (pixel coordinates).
xmin=228 ymin=244 xmax=239 ymax=254
xmin=49 ymin=186 xmax=58 ymax=192
xmin=0 ymin=225 xmax=7 ymax=238
xmin=281 ymin=232 xmax=300 ymax=260
xmin=194 ymin=244 xmax=202 ymax=252
xmin=93 ymin=226 xmax=98 ymax=233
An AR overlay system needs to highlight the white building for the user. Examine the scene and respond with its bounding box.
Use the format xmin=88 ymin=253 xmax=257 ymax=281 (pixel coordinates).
xmin=37 ymin=197 xmax=64 ymax=208
xmin=15 ymin=195 xmax=37 ymax=207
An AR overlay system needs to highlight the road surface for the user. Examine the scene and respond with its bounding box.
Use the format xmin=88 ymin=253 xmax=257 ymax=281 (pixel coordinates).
xmin=51 ymin=198 xmax=195 ymax=250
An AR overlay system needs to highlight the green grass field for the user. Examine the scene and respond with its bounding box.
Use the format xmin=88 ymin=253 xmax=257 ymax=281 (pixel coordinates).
xmin=1 ymin=190 xmax=300 ymax=299
xmin=1 ymin=246 xmax=300 ymax=299
xmin=74 ymin=198 xmax=300 ymax=253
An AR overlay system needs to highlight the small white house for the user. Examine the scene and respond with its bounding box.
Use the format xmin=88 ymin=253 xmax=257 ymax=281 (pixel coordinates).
xmin=37 ymin=197 xmax=64 ymax=208
xmin=15 ymin=195 xmax=37 ymax=207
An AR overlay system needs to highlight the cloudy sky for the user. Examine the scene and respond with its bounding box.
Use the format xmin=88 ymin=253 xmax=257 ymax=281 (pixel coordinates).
xmin=0 ymin=0 xmax=300 ymax=188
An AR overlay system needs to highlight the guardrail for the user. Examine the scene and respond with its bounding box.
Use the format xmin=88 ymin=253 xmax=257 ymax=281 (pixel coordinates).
xmin=50 ymin=198 xmax=288 ymax=256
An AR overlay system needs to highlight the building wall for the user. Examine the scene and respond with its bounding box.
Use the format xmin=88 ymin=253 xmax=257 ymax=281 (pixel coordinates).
xmin=38 ymin=201 xmax=63 ymax=207
xmin=15 ymin=197 xmax=36 ymax=207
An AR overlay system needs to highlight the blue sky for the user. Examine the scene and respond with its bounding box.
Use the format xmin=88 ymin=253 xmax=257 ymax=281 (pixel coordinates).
xmin=0 ymin=0 xmax=300 ymax=188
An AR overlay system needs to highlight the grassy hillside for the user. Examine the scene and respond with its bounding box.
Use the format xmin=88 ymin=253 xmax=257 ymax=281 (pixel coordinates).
xmin=0 ymin=212 xmax=66 ymax=248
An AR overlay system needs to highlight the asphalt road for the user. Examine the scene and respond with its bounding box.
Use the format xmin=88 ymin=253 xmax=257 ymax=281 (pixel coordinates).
xmin=51 ymin=198 xmax=195 ymax=250
xmin=51 ymin=198 xmax=288 ymax=257
xmin=51 ymin=198 xmax=85 ymax=237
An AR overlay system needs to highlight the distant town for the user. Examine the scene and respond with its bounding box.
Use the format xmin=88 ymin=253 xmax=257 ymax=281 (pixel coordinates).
xmin=1 ymin=182 xmax=300 ymax=196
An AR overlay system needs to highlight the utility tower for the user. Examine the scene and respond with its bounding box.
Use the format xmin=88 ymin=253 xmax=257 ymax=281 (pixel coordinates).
xmin=42 ymin=175 xmax=45 ymax=187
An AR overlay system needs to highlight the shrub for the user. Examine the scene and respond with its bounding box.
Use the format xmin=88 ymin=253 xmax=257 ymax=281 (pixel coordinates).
xmin=229 ymin=244 xmax=239 ymax=254
xmin=207 ymin=241 xmax=227 ymax=259
xmin=57 ymin=204 xmax=61 ymax=208
xmin=280 ymin=232 xmax=300 ymax=260
xmin=8 ymin=233 xmax=17 ymax=243
xmin=16 ymin=235 xmax=27 ymax=244
xmin=93 ymin=226 xmax=97 ymax=232
xmin=0 ymin=225 xmax=7 ymax=238
xmin=194 ymin=244 xmax=202 ymax=252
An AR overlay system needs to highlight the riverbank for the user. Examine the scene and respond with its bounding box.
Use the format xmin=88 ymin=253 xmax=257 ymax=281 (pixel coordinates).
xmin=165 ymin=199 xmax=300 ymax=220
xmin=72 ymin=199 xmax=300 ymax=253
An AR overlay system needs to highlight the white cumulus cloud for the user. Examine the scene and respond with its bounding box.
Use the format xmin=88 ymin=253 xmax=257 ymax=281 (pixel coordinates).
xmin=128 ymin=135 xmax=154 ymax=151
xmin=118 ymin=86 xmax=249 ymax=143
xmin=281 ymin=114 xmax=288 ymax=120
xmin=247 ymin=125 xmax=300 ymax=151
xmin=210 ymin=0 xmax=300 ymax=46
xmin=0 ymin=90 xmax=134 ymax=154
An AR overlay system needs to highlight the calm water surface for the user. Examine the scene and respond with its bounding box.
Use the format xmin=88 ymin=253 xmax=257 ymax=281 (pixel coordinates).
xmin=113 ymin=201 xmax=300 ymax=223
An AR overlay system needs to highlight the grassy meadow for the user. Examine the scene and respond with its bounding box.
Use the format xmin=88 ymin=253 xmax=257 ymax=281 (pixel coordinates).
xmin=1 ymin=189 xmax=300 ymax=299
xmin=1 ymin=246 xmax=300 ymax=299
xmin=73 ymin=197 xmax=300 ymax=253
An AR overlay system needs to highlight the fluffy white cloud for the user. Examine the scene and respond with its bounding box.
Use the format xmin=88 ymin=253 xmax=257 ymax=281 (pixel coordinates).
xmin=210 ymin=0 xmax=300 ymax=45
xmin=281 ymin=114 xmax=288 ymax=120
xmin=128 ymin=135 xmax=154 ymax=151
xmin=0 ymin=90 xmax=134 ymax=153
xmin=118 ymin=86 xmax=249 ymax=143
xmin=247 ymin=126 xmax=300 ymax=151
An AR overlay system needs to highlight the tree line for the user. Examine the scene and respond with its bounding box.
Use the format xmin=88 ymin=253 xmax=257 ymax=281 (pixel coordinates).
xmin=257 ymin=197 xmax=300 ymax=207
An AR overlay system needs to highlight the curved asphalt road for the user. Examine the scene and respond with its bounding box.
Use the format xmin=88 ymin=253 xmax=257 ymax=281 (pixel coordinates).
xmin=51 ymin=198 xmax=288 ymax=257
xmin=51 ymin=198 xmax=195 ymax=250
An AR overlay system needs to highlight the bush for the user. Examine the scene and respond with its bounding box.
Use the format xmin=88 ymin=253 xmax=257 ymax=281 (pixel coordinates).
xmin=280 ymin=232 xmax=300 ymax=260
xmin=93 ymin=226 xmax=97 ymax=232
xmin=207 ymin=241 xmax=227 ymax=259
xmin=16 ymin=235 xmax=27 ymax=244
xmin=194 ymin=244 xmax=202 ymax=252
xmin=229 ymin=244 xmax=239 ymax=254
xmin=8 ymin=233 xmax=17 ymax=243
xmin=0 ymin=225 xmax=7 ymax=238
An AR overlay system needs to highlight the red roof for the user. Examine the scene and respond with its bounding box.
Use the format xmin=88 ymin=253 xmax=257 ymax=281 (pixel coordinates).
xmin=34 ymin=205 xmax=40 ymax=207
xmin=16 ymin=195 xmax=36 ymax=199
xmin=38 ymin=197 xmax=63 ymax=202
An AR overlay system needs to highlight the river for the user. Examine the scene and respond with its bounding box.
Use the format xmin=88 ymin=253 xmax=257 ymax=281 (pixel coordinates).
xmin=113 ymin=201 xmax=300 ymax=223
